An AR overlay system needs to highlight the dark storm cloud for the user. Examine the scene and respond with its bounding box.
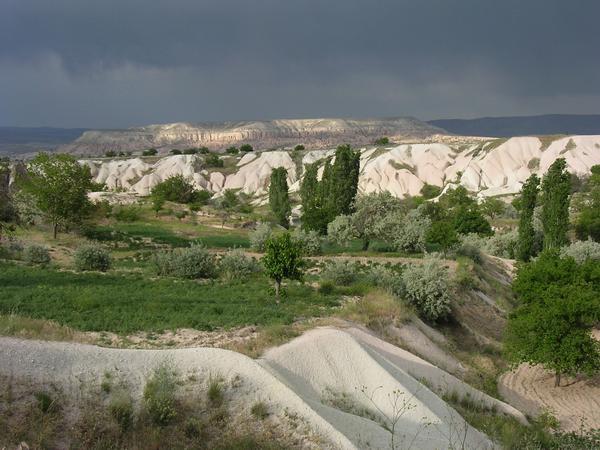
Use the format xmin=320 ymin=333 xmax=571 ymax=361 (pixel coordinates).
xmin=1 ymin=0 xmax=599 ymax=127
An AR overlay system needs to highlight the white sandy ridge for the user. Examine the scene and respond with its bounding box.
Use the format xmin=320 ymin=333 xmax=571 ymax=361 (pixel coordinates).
xmin=0 ymin=327 xmax=526 ymax=449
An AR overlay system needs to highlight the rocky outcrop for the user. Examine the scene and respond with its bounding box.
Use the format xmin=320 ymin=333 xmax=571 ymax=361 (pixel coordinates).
xmin=61 ymin=117 xmax=444 ymax=156
xmin=84 ymin=135 xmax=600 ymax=201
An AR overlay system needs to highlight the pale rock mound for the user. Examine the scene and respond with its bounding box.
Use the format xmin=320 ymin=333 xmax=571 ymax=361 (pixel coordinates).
xmin=0 ymin=327 xmax=528 ymax=449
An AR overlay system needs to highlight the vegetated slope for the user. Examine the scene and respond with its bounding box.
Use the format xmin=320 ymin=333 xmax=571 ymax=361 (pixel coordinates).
xmin=80 ymin=135 xmax=600 ymax=199
xmin=429 ymin=114 xmax=600 ymax=137
xmin=0 ymin=126 xmax=88 ymax=157
xmin=0 ymin=327 xmax=524 ymax=449
xmin=60 ymin=117 xmax=444 ymax=155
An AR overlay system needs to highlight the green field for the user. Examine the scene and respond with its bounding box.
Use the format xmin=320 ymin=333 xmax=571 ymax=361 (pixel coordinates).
xmin=0 ymin=262 xmax=338 ymax=333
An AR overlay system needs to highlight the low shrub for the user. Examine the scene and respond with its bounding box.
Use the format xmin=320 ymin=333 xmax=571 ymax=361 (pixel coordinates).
xmin=112 ymin=205 xmax=142 ymax=222
xmin=456 ymin=233 xmax=484 ymax=262
xmin=74 ymin=243 xmax=112 ymax=272
xmin=318 ymin=280 xmax=335 ymax=295
xmin=560 ymin=239 xmax=600 ymax=263
xmin=251 ymin=401 xmax=269 ymax=420
xmin=321 ymin=260 xmax=359 ymax=285
xmin=108 ymin=391 xmax=134 ymax=431
xmin=402 ymin=258 xmax=452 ymax=321
xmin=152 ymin=245 xmax=217 ymax=279
xmin=484 ymin=230 xmax=518 ymax=259
xmin=143 ymin=362 xmax=178 ymax=426
xmin=207 ymin=377 xmax=224 ymax=408
xmin=249 ymin=223 xmax=272 ymax=252
xmin=219 ymin=248 xmax=260 ymax=281
xmin=293 ymin=228 xmax=322 ymax=255
xmin=23 ymin=244 xmax=51 ymax=266
xmin=364 ymin=265 xmax=405 ymax=298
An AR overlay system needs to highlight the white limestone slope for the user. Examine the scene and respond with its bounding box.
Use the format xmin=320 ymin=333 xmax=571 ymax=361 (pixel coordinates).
xmin=1 ymin=327 xmax=523 ymax=449
xmin=84 ymin=135 xmax=600 ymax=201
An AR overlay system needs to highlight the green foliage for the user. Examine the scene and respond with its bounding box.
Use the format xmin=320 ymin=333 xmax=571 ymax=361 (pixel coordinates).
xmin=151 ymin=175 xmax=198 ymax=204
xmin=388 ymin=207 xmax=431 ymax=253
xmin=170 ymin=149 xmax=182 ymax=155
xmin=541 ymin=158 xmax=571 ymax=249
xmin=506 ymin=250 xmax=600 ymax=384
xmin=420 ymin=183 xmax=442 ymax=200
xmin=204 ymin=153 xmax=224 ymax=168
xmin=402 ymin=258 xmax=452 ymax=321
xmin=517 ymin=174 xmax=540 ymax=261
xmin=0 ymin=261 xmax=336 ymax=332
xmin=183 ymin=148 xmax=198 ymax=155
xmin=426 ymin=220 xmax=458 ymax=254
xmin=143 ymin=148 xmax=158 ymax=156
xmin=239 ymin=144 xmax=253 ymax=152
xmin=109 ymin=391 xmax=134 ymax=431
xmin=207 ymin=377 xmax=224 ymax=407
xmin=262 ymin=233 xmax=304 ymax=298
xmin=349 ymin=192 xmax=404 ymax=250
xmin=74 ymin=243 xmax=112 ymax=272
xmin=143 ymin=362 xmax=178 ymax=426
xmin=560 ymin=239 xmax=600 ymax=263
xmin=575 ymin=164 xmax=600 ymax=242
xmin=321 ymin=260 xmax=359 ymax=285
xmin=326 ymin=214 xmax=355 ymax=247
xmin=326 ymin=144 xmax=361 ymax=218
xmin=249 ymin=223 xmax=272 ymax=252
xmin=480 ymin=197 xmax=506 ymax=219
xmin=20 ymin=153 xmax=93 ymax=238
xmin=292 ymin=228 xmax=322 ymax=255
xmin=152 ymin=244 xmax=217 ymax=279
xmin=225 ymin=146 xmax=239 ymax=154
xmin=374 ymin=136 xmax=389 ymax=145
xmin=112 ymin=204 xmax=142 ymax=222
xmin=294 ymin=144 xmax=305 ymax=151
xmin=219 ymin=248 xmax=261 ymax=281
xmin=23 ymin=244 xmax=51 ymax=266
xmin=485 ymin=230 xmax=518 ymax=259
xmin=452 ymin=205 xmax=493 ymax=236
xmin=250 ymin=402 xmax=269 ymax=420
xmin=268 ymin=167 xmax=291 ymax=228
xmin=299 ymin=162 xmax=329 ymax=234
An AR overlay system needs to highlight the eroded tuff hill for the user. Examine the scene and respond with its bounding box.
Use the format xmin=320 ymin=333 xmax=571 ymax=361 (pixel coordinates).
xmin=61 ymin=117 xmax=444 ymax=155
xmin=83 ymin=135 xmax=600 ymax=202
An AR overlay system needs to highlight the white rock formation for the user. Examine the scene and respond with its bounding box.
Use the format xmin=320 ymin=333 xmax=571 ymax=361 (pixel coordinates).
xmin=83 ymin=136 xmax=600 ymax=201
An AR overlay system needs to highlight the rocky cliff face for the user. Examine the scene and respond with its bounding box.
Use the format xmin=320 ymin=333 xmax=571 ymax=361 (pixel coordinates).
xmin=61 ymin=117 xmax=445 ymax=156
xmin=83 ymin=135 xmax=600 ymax=201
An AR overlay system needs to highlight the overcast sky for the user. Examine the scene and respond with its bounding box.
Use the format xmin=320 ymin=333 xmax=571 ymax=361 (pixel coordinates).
xmin=1 ymin=0 xmax=599 ymax=128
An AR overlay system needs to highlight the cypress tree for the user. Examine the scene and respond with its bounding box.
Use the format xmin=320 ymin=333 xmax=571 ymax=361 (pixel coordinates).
xmin=300 ymin=162 xmax=328 ymax=233
xmin=517 ymin=174 xmax=540 ymax=261
xmin=541 ymin=158 xmax=571 ymax=249
xmin=328 ymin=144 xmax=360 ymax=218
xmin=269 ymin=167 xmax=291 ymax=228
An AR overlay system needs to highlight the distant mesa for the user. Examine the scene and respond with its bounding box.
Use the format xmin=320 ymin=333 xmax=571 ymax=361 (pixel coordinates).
xmin=59 ymin=117 xmax=444 ymax=156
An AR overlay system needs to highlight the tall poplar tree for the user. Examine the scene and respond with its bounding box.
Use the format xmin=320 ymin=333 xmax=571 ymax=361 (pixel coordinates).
xmin=541 ymin=158 xmax=571 ymax=249
xmin=269 ymin=167 xmax=291 ymax=228
xmin=517 ymin=174 xmax=540 ymax=261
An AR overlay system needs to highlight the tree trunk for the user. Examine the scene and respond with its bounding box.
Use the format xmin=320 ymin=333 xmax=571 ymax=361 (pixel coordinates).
xmin=53 ymin=222 xmax=58 ymax=239
xmin=555 ymin=372 xmax=561 ymax=387
xmin=362 ymin=238 xmax=370 ymax=251
xmin=274 ymin=280 xmax=281 ymax=304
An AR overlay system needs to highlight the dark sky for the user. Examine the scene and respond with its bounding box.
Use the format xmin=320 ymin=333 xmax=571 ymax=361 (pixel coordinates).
xmin=1 ymin=0 xmax=599 ymax=128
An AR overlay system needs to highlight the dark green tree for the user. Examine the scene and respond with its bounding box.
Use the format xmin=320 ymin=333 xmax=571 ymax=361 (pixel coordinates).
xmin=453 ymin=205 xmax=493 ymax=236
xmin=20 ymin=153 xmax=93 ymax=238
xmin=240 ymin=144 xmax=254 ymax=152
xmin=517 ymin=174 xmax=540 ymax=261
xmin=300 ymin=163 xmax=328 ymax=233
xmin=541 ymin=158 xmax=571 ymax=249
xmin=420 ymin=183 xmax=442 ymax=200
xmin=327 ymin=144 xmax=360 ymax=218
xmin=426 ymin=220 xmax=458 ymax=256
xmin=151 ymin=175 xmax=198 ymax=204
xmin=481 ymin=197 xmax=505 ymax=219
xmin=575 ymin=165 xmax=600 ymax=242
xmin=262 ymin=233 xmax=304 ymax=301
xmin=269 ymin=167 xmax=291 ymax=228
xmin=506 ymin=250 xmax=600 ymax=386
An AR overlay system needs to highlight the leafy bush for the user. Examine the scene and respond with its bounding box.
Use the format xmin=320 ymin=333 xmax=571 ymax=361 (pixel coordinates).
xmin=294 ymin=144 xmax=305 ymax=151
xmin=456 ymin=233 xmax=485 ymax=262
xmin=151 ymin=175 xmax=198 ymax=204
xmin=219 ymin=248 xmax=260 ymax=281
xmin=112 ymin=205 xmax=142 ymax=222
xmin=318 ymin=280 xmax=335 ymax=295
xmin=402 ymin=259 xmax=452 ymax=321
xmin=560 ymin=239 xmax=600 ymax=263
xmin=143 ymin=362 xmax=178 ymax=426
xmin=152 ymin=245 xmax=217 ymax=279
xmin=293 ymin=228 xmax=322 ymax=255
xmin=225 ymin=146 xmax=239 ymax=154
xmin=240 ymin=144 xmax=253 ymax=152
xmin=484 ymin=230 xmax=518 ymax=259
xmin=364 ymin=264 xmax=405 ymax=298
xmin=74 ymin=243 xmax=112 ymax=271
xmin=23 ymin=244 xmax=51 ymax=266
xmin=327 ymin=215 xmax=355 ymax=246
xmin=392 ymin=209 xmax=431 ymax=253
xmin=109 ymin=391 xmax=134 ymax=431
xmin=204 ymin=153 xmax=224 ymax=168
xmin=321 ymin=260 xmax=359 ymax=285
xmin=142 ymin=148 xmax=157 ymax=156
xmin=250 ymin=223 xmax=272 ymax=252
